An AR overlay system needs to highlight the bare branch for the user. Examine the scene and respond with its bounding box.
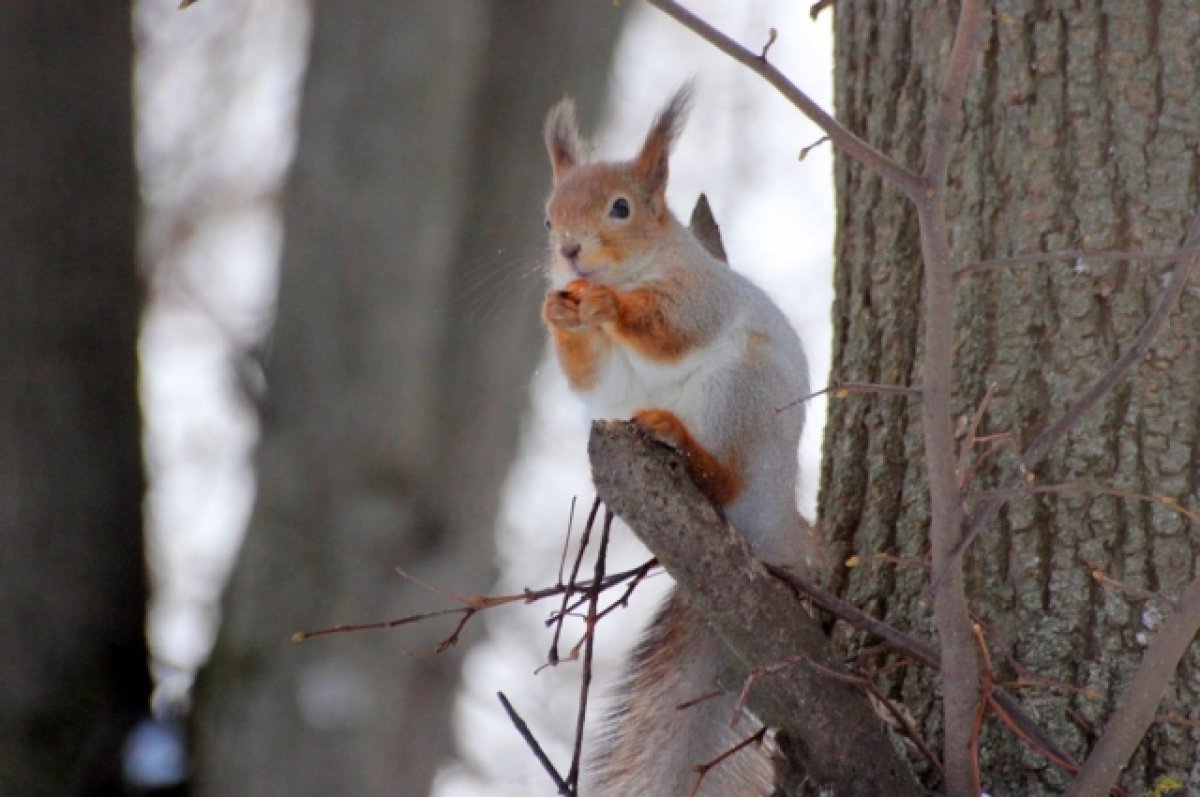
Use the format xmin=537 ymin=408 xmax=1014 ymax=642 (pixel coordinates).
xmin=966 ymin=481 xmax=1200 ymax=530
xmin=913 ymin=2 xmax=988 ymax=791
xmin=862 ymin=679 xmax=945 ymax=780
xmin=294 ymin=556 xmax=656 ymax=646
xmin=1064 ymin=557 xmax=1200 ymax=797
xmin=921 ymin=0 xmax=986 ymax=189
xmin=497 ymin=692 xmax=572 ymax=796
xmin=955 ymin=244 xmax=1200 ymax=281
xmin=566 ymin=510 xmax=614 ymax=791
xmin=644 ymin=0 xmax=926 ymax=198
xmin=686 ymin=728 xmax=768 ymax=797
xmin=556 ymin=496 xmax=579 ymax=586
xmin=768 ymin=566 xmax=1086 ymax=781
xmin=809 ymin=0 xmax=836 ymax=21
xmin=292 ymin=605 xmax=475 ymax=645
xmin=775 ymin=379 xmax=921 ymax=414
xmin=549 ymin=498 xmax=603 ymax=665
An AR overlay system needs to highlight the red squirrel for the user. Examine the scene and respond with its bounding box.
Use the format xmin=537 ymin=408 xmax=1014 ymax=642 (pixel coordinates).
xmin=541 ymin=85 xmax=825 ymax=796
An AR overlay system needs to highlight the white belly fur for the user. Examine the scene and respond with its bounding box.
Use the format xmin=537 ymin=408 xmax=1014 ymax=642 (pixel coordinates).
xmin=579 ymin=332 xmax=739 ymax=441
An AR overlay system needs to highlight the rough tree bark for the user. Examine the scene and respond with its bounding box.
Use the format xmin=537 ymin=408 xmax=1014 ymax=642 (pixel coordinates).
xmin=192 ymin=4 xmax=625 ymax=796
xmin=821 ymin=3 xmax=1200 ymax=794
xmin=0 ymin=3 xmax=149 ymax=795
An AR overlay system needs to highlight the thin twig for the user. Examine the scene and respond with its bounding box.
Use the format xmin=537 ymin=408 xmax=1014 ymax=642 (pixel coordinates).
xmin=497 ymin=692 xmax=572 ymax=796
xmin=393 ymin=565 xmax=478 ymax=607
xmin=798 ymin=135 xmax=830 ymax=161
xmin=966 ymin=481 xmax=1200 ymax=528
xmin=863 ymin=680 xmax=945 ymax=780
xmin=844 ymin=551 xmax=929 ymax=571
xmin=549 ymin=559 xmax=660 ymax=627
xmin=644 ymin=0 xmax=925 ymax=198
xmin=675 ymin=689 xmax=722 ymax=712
xmin=973 ymin=616 xmax=1101 ymax=701
xmin=1085 ymin=563 xmax=1165 ymax=606
xmin=955 ymin=243 xmax=1200 ymax=281
xmin=984 ymin=692 xmax=1080 ymax=775
xmin=295 ymin=557 xmax=656 ymax=644
xmin=596 ymin=558 xmax=659 ymax=620
xmin=1156 ymin=712 xmax=1200 ymax=730
xmin=775 ymin=378 xmax=921 ymax=413
xmin=759 ymin=27 xmax=778 ymax=60
xmin=566 ymin=510 xmax=614 ymax=792
xmin=955 ymin=382 xmax=1000 ymax=490
xmin=766 ymin=564 xmax=938 ymax=670
xmin=427 ymin=610 xmax=476 ymax=656
xmin=550 ymin=498 xmax=603 ymax=665
xmin=686 ymin=728 xmax=768 ymax=797
xmin=809 ymin=0 xmax=836 ymax=21
xmin=292 ymin=605 xmax=474 ymax=643
xmin=558 ymin=496 xmax=578 ymax=586
xmin=767 ymin=565 xmax=1084 ymax=779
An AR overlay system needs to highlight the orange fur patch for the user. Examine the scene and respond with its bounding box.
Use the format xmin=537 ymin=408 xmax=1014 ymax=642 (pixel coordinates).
xmin=550 ymin=326 xmax=608 ymax=390
xmin=634 ymin=408 xmax=741 ymax=506
xmin=609 ymin=287 xmax=692 ymax=362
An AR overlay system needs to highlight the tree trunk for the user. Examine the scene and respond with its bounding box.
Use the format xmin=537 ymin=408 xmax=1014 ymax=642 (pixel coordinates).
xmin=192 ymin=4 xmax=625 ymax=796
xmin=0 ymin=4 xmax=149 ymax=795
xmin=821 ymin=2 xmax=1200 ymax=793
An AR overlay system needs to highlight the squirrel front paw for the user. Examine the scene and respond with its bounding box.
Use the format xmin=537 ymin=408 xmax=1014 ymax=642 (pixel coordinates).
xmin=543 ymin=280 xmax=618 ymax=329
xmin=542 ymin=290 xmax=582 ymax=328
xmin=577 ymin=284 xmax=619 ymax=325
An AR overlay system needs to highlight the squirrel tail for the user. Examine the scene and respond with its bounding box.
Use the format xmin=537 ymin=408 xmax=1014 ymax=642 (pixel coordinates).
xmin=584 ymin=588 xmax=776 ymax=796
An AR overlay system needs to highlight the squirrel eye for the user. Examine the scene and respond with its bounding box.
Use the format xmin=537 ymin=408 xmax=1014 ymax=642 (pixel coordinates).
xmin=608 ymin=197 xmax=631 ymax=220
xmin=544 ymin=217 xmax=552 ymax=230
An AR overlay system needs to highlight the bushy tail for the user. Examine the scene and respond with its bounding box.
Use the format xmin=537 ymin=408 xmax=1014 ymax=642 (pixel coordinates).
xmin=584 ymin=588 xmax=776 ymax=796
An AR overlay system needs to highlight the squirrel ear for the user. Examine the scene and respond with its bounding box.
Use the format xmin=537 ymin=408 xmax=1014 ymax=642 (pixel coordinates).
xmin=632 ymin=83 xmax=694 ymax=196
xmin=544 ymin=96 xmax=583 ymax=184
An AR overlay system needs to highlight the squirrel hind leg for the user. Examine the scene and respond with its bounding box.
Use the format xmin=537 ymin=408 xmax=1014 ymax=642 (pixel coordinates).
xmin=631 ymin=408 xmax=741 ymax=506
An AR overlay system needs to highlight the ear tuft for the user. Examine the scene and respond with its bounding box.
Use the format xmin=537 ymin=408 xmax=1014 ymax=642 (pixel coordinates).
xmin=632 ymin=82 xmax=694 ymax=196
xmin=544 ymin=96 xmax=583 ymax=184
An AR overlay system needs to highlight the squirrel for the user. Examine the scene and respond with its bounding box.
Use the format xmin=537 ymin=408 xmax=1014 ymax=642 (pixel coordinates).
xmin=540 ymin=85 xmax=826 ymax=796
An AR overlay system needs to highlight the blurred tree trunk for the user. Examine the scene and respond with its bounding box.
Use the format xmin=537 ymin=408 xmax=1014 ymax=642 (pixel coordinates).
xmin=0 ymin=4 xmax=149 ymax=796
xmin=192 ymin=3 xmax=625 ymax=795
xmin=820 ymin=2 xmax=1200 ymax=793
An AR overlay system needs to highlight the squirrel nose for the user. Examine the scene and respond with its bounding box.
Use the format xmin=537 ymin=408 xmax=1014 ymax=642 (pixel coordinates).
xmin=560 ymin=242 xmax=582 ymax=261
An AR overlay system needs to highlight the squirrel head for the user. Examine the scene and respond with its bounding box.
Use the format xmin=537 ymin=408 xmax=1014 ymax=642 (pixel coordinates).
xmin=542 ymin=84 xmax=693 ymax=287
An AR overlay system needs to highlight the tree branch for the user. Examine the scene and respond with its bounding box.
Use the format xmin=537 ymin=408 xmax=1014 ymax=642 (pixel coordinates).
xmin=588 ymin=420 xmax=920 ymax=796
xmin=497 ymin=692 xmax=572 ymax=795
xmin=769 ymin=567 xmax=1096 ymax=786
xmin=913 ymin=2 xmax=987 ymax=793
xmin=955 ymin=244 xmax=1200 ymax=281
xmin=644 ymin=0 xmax=926 ymax=199
xmin=1064 ymin=558 xmax=1200 ymax=797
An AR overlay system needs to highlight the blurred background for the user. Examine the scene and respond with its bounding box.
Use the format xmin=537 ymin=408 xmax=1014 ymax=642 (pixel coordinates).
xmin=2 ymin=1 xmax=832 ymax=794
